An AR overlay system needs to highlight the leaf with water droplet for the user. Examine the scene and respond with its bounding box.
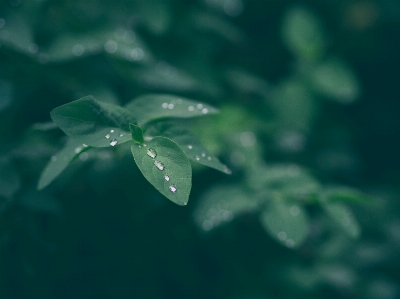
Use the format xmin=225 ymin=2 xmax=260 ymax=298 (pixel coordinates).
xmin=129 ymin=123 xmax=144 ymax=144
xmin=193 ymin=185 xmax=258 ymax=232
xmin=37 ymin=138 xmax=91 ymax=190
xmin=259 ymin=198 xmax=309 ymax=248
xmin=0 ymin=156 xmax=21 ymax=199
xmin=322 ymin=202 xmax=360 ymax=238
xmin=131 ymin=136 xmax=191 ymax=206
xmin=50 ymin=96 xmax=136 ymax=147
xmin=147 ymin=122 xmax=231 ymax=174
xmin=125 ymin=94 xmax=218 ymax=126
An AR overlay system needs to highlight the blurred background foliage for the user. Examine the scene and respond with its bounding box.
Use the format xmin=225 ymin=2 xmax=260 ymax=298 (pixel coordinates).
xmin=0 ymin=0 xmax=400 ymax=298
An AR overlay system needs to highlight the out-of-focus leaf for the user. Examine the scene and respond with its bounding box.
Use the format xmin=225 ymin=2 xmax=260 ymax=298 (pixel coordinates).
xmin=147 ymin=122 xmax=231 ymax=174
xmin=193 ymin=185 xmax=258 ymax=231
xmin=125 ymin=94 xmax=218 ymax=126
xmin=322 ymin=202 xmax=361 ymax=238
xmin=50 ymin=96 xmax=136 ymax=147
xmin=269 ymin=79 xmax=317 ymax=131
xmin=224 ymin=68 xmax=271 ymax=96
xmin=260 ymin=198 xmax=309 ymax=247
xmin=0 ymin=157 xmax=21 ymax=199
xmin=282 ymin=6 xmax=327 ymax=60
xmin=131 ymin=137 xmax=191 ymax=206
xmin=311 ymin=58 xmax=360 ymax=104
xmin=0 ymin=14 xmax=34 ymax=55
xmin=37 ymin=139 xmax=90 ymax=190
xmin=131 ymin=62 xmax=199 ymax=92
xmin=322 ymin=187 xmax=370 ymax=204
xmin=45 ymin=28 xmax=152 ymax=63
xmin=135 ymin=0 xmax=172 ymax=34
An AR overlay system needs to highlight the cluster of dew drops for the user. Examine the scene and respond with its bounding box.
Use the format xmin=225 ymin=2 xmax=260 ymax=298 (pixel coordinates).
xmin=161 ymin=100 xmax=209 ymax=115
xmin=105 ymin=129 xmax=124 ymax=146
xmin=145 ymin=147 xmax=177 ymax=194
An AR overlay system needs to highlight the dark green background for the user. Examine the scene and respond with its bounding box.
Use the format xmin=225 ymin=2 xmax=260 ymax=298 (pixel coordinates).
xmin=1 ymin=0 xmax=399 ymax=298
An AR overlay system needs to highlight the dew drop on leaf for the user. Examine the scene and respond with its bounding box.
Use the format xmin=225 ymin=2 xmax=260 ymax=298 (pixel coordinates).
xmin=188 ymin=106 xmax=194 ymax=111
xmin=110 ymin=129 xmax=115 ymax=133
xmin=188 ymin=145 xmax=193 ymax=149
xmin=154 ymin=160 xmax=165 ymax=170
xmin=110 ymin=139 xmax=118 ymax=146
xmin=51 ymin=156 xmax=57 ymax=162
xmin=105 ymin=134 xmax=111 ymax=139
xmin=197 ymin=103 xmax=203 ymax=109
xmin=119 ymin=133 xmax=124 ymax=137
xmin=162 ymin=103 xmax=168 ymax=109
xmin=202 ymin=108 xmax=208 ymax=114
xmin=169 ymin=184 xmax=177 ymax=193
xmin=146 ymin=148 xmax=157 ymax=158
xmin=164 ymin=175 xmax=170 ymax=182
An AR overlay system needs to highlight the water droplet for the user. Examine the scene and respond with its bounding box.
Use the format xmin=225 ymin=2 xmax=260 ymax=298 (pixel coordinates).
xmin=110 ymin=139 xmax=118 ymax=146
xmin=168 ymin=103 xmax=174 ymax=109
xmin=104 ymin=40 xmax=118 ymax=53
xmin=202 ymin=108 xmax=208 ymax=114
xmin=278 ymin=231 xmax=287 ymax=241
xmin=289 ymin=205 xmax=300 ymax=216
xmin=110 ymin=129 xmax=115 ymax=133
xmin=105 ymin=134 xmax=111 ymax=139
xmin=197 ymin=103 xmax=203 ymax=109
xmin=82 ymin=144 xmax=88 ymax=147
xmin=188 ymin=145 xmax=193 ymax=149
xmin=72 ymin=44 xmax=85 ymax=56
xmin=154 ymin=160 xmax=165 ymax=170
xmin=74 ymin=147 xmax=82 ymax=154
xmin=50 ymin=156 xmax=57 ymax=162
xmin=28 ymin=43 xmax=39 ymax=54
xmin=146 ymin=148 xmax=157 ymax=158
xmin=188 ymin=106 xmax=194 ymax=111
xmin=162 ymin=103 xmax=168 ymax=109
xmin=169 ymin=184 xmax=177 ymax=193
xmin=129 ymin=47 xmax=144 ymax=60
xmin=119 ymin=133 xmax=124 ymax=137
xmin=79 ymin=152 xmax=89 ymax=161
xmin=202 ymin=220 xmax=213 ymax=231
xmin=0 ymin=19 xmax=5 ymax=29
xmin=207 ymin=156 xmax=212 ymax=161
xmin=138 ymin=145 xmax=142 ymax=148
xmin=240 ymin=131 xmax=256 ymax=147
xmin=195 ymin=156 xmax=200 ymax=161
xmin=164 ymin=175 xmax=170 ymax=182
xmin=201 ymin=152 xmax=206 ymax=157
xmin=286 ymin=239 xmax=296 ymax=247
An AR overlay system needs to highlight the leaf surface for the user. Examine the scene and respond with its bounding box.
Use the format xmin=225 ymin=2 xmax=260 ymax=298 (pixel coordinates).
xmin=322 ymin=202 xmax=360 ymax=238
xmin=37 ymin=139 xmax=90 ymax=190
xmin=260 ymin=198 xmax=309 ymax=248
xmin=148 ymin=122 xmax=230 ymax=174
xmin=125 ymin=94 xmax=218 ymax=126
xmin=131 ymin=137 xmax=191 ymax=206
xmin=50 ymin=96 xmax=136 ymax=147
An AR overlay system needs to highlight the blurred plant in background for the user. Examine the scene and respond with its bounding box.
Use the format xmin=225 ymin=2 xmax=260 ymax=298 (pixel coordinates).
xmin=1 ymin=0 xmax=399 ymax=298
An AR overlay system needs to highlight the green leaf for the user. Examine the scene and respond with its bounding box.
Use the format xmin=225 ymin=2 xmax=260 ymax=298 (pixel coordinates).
xmin=321 ymin=187 xmax=369 ymax=204
xmin=45 ymin=28 xmax=152 ymax=63
xmin=322 ymin=202 xmax=361 ymax=238
xmin=282 ymin=6 xmax=327 ymax=60
xmin=50 ymin=96 xmax=136 ymax=147
xmin=147 ymin=122 xmax=231 ymax=174
xmin=193 ymin=185 xmax=259 ymax=231
xmin=0 ymin=157 xmax=21 ymax=199
xmin=131 ymin=137 xmax=192 ymax=206
xmin=37 ymin=139 xmax=90 ymax=190
xmin=126 ymin=94 xmax=218 ymax=126
xmin=260 ymin=198 xmax=309 ymax=248
xmin=129 ymin=123 xmax=144 ymax=144
xmin=311 ymin=58 xmax=360 ymax=104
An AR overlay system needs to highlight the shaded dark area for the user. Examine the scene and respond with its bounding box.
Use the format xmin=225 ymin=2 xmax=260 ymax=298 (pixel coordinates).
xmin=1 ymin=0 xmax=400 ymax=299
